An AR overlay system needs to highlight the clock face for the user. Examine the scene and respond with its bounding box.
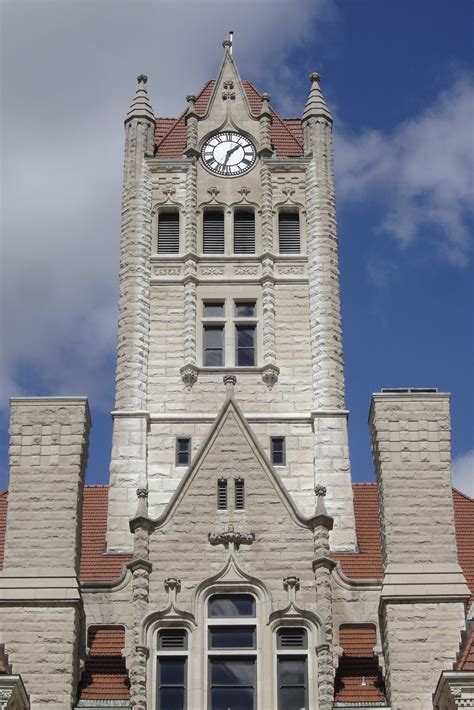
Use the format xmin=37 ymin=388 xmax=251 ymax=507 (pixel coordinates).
xmin=201 ymin=131 xmax=257 ymax=177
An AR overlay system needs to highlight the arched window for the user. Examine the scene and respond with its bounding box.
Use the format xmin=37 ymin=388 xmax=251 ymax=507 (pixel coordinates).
xmin=233 ymin=209 xmax=255 ymax=253
xmin=203 ymin=209 xmax=225 ymax=253
xmin=278 ymin=210 xmax=300 ymax=253
xmin=156 ymin=628 xmax=188 ymax=710
xmin=157 ymin=209 xmax=180 ymax=253
xmin=207 ymin=594 xmax=256 ymax=710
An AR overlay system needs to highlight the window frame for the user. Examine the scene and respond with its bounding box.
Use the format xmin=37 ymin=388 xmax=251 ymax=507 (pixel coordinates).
xmin=198 ymin=295 xmax=260 ymax=369
xmin=157 ymin=207 xmax=180 ymax=254
xmin=270 ymin=437 xmax=286 ymax=466
xmin=233 ymin=299 xmax=258 ymax=367
xmin=156 ymin=628 xmax=189 ymax=710
xmin=176 ymin=437 xmax=192 ymax=467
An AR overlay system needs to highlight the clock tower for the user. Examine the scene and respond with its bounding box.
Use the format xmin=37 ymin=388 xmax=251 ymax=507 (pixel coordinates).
xmin=106 ymin=40 xmax=358 ymax=555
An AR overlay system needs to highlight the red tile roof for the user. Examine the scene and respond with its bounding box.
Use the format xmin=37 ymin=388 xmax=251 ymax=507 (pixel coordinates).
xmin=332 ymin=483 xmax=384 ymax=579
xmin=335 ymin=624 xmax=386 ymax=704
xmin=77 ymin=626 xmax=129 ymax=701
xmin=154 ymin=79 xmax=304 ymax=158
xmin=0 ymin=644 xmax=12 ymax=674
xmin=80 ymin=486 xmax=132 ymax=583
xmin=453 ymin=489 xmax=474 ymax=609
xmin=455 ymin=626 xmax=474 ymax=671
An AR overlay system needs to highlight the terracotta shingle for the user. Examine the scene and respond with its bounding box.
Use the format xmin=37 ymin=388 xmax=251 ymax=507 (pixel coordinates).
xmin=77 ymin=626 xmax=129 ymax=701
xmin=453 ymin=488 xmax=474 ymax=609
xmin=455 ymin=629 xmax=474 ymax=671
xmin=335 ymin=624 xmax=386 ymax=703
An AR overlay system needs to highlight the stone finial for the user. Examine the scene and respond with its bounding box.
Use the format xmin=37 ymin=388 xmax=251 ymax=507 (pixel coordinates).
xmin=309 ymin=484 xmax=334 ymax=531
xmin=224 ymin=375 xmax=237 ymax=397
xmin=222 ymin=39 xmax=232 ymax=49
xmin=186 ymin=94 xmax=196 ymax=104
xmin=283 ymin=575 xmax=300 ymax=604
xmin=260 ymin=92 xmax=271 ymax=114
xmin=125 ymin=73 xmax=155 ymax=124
xmin=302 ymin=71 xmax=332 ymax=124
xmin=164 ymin=577 xmax=181 ymax=605
xmin=135 ymin=487 xmax=149 ymax=518
xmin=315 ymin=484 xmax=327 ymax=497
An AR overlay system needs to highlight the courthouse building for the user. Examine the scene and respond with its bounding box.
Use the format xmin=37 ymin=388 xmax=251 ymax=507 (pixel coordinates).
xmin=0 ymin=41 xmax=473 ymax=710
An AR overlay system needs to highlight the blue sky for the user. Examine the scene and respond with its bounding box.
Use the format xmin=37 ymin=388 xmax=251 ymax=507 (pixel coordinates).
xmin=1 ymin=0 xmax=473 ymax=494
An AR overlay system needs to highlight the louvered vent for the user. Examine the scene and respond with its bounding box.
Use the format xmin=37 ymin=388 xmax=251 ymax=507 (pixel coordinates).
xmin=217 ymin=478 xmax=228 ymax=510
xmin=158 ymin=629 xmax=187 ymax=649
xmin=203 ymin=211 xmax=225 ymax=253
xmin=278 ymin=212 xmax=300 ymax=253
xmin=235 ymin=478 xmax=245 ymax=510
xmin=157 ymin=211 xmax=179 ymax=253
xmin=277 ymin=628 xmax=307 ymax=649
xmin=234 ymin=211 xmax=255 ymax=253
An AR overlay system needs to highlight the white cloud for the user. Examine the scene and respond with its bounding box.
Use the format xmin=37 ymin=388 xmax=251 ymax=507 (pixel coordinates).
xmin=0 ymin=0 xmax=331 ymax=406
xmin=452 ymin=449 xmax=474 ymax=498
xmin=335 ymin=78 xmax=474 ymax=266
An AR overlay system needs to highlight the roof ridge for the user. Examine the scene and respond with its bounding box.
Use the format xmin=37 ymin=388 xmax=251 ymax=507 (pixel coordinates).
xmin=242 ymin=79 xmax=304 ymax=150
xmin=84 ymin=484 xmax=108 ymax=489
xmin=155 ymin=80 xmax=215 ymax=153
xmin=453 ymin=486 xmax=474 ymax=503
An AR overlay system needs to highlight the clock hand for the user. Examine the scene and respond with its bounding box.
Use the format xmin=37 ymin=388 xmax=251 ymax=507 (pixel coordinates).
xmin=222 ymin=144 xmax=240 ymax=168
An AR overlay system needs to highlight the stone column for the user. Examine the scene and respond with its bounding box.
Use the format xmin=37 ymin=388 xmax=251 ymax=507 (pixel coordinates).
xmin=303 ymin=73 xmax=356 ymax=551
xmin=370 ymin=389 xmax=469 ymax=710
xmin=107 ymin=76 xmax=155 ymax=551
xmin=128 ymin=489 xmax=154 ymax=710
xmin=310 ymin=485 xmax=336 ymax=710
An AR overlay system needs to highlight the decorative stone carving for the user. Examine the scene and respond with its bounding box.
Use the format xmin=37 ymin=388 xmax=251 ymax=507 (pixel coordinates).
xmin=238 ymin=186 xmax=251 ymax=199
xmin=184 ymin=160 xmax=197 ymax=252
xmin=209 ymin=524 xmax=255 ymax=551
xmin=222 ymin=80 xmax=235 ymax=100
xmin=283 ymin=575 xmax=300 ymax=604
xmin=184 ymin=279 xmax=197 ymax=365
xmin=223 ymin=374 xmax=237 ymax=389
xmin=234 ymin=266 xmax=258 ymax=276
xmin=165 ymin=577 xmax=181 ymax=605
xmin=262 ymin=364 xmax=279 ymax=390
xmin=207 ymin=186 xmax=220 ymax=199
xmin=278 ymin=265 xmax=304 ymax=275
xmin=180 ymin=364 xmax=199 ymax=390
xmin=153 ymin=266 xmax=181 ymax=276
xmin=314 ymin=484 xmax=327 ymax=497
xmin=201 ymin=266 xmax=225 ymax=276
xmin=162 ymin=184 xmax=176 ymax=199
xmin=282 ymin=185 xmax=295 ymax=199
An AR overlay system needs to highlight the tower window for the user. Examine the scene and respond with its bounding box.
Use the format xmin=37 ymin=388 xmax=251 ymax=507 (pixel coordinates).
xmin=234 ymin=209 xmax=255 ymax=253
xmin=271 ymin=437 xmax=286 ymax=465
xmin=156 ymin=629 xmax=188 ymax=710
xmin=278 ymin=211 xmax=300 ymax=253
xmin=235 ymin=478 xmax=245 ymax=510
xmin=203 ymin=210 xmax=225 ymax=253
xmin=203 ymin=326 xmax=224 ymax=366
xmin=176 ymin=438 xmax=191 ymax=466
xmin=217 ymin=478 xmax=228 ymax=510
xmin=235 ymin=326 xmax=256 ymax=366
xmin=157 ymin=210 xmax=180 ymax=253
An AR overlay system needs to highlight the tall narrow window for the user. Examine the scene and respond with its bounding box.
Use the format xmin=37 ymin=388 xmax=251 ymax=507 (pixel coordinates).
xmin=271 ymin=437 xmax=286 ymax=465
xmin=278 ymin=211 xmax=300 ymax=253
xmin=277 ymin=628 xmax=308 ymax=710
xmin=234 ymin=210 xmax=255 ymax=253
xmin=157 ymin=629 xmax=188 ymax=710
xmin=235 ymin=478 xmax=245 ymax=510
xmin=203 ymin=210 xmax=225 ymax=253
xmin=208 ymin=595 xmax=256 ymax=710
xmin=217 ymin=478 xmax=228 ymax=510
xmin=157 ymin=210 xmax=180 ymax=253
xmin=176 ymin=438 xmax=191 ymax=466
xmin=235 ymin=326 xmax=256 ymax=366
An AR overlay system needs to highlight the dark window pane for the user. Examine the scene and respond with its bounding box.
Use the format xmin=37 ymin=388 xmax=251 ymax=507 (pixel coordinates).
xmin=204 ymin=302 xmax=225 ymax=317
xmin=271 ymin=437 xmax=285 ymax=465
xmin=278 ymin=212 xmax=300 ymax=254
xmin=205 ymin=327 xmax=224 ymax=349
xmin=211 ymin=687 xmax=254 ymax=710
xmin=159 ymin=687 xmax=185 ymax=710
xmin=204 ymin=326 xmax=224 ymax=366
xmin=237 ymin=328 xmax=255 ymax=348
xmin=176 ymin=438 xmax=190 ymax=466
xmin=235 ymin=478 xmax=245 ymax=509
xmin=159 ymin=658 xmax=185 ymax=685
xmin=210 ymin=658 xmax=255 ymax=686
xmin=217 ymin=479 xmax=227 ymax=510
xmin=203 ymin=211 xmax=225 ymax=254
xmin=235 ymin=301 xmax=256 ymax=317
xmin=279 ymin=686 xmax=306 ymax=710
xmin=278 ymin=658 xmax=306 ymax=685
xmin=210 ymin=626 xmax=255 ymax=649
xmin=209 ymin=594 xmax=255 ymax=617
xmin=205 ymin=349 xmax=223 ymax=367
xmin=236 ymin=326 xmax=255 ymax=366
xmin=237 ymin=349 xmax=255 ymax=366
xmin=158 ymin=211 xmax=180 ymax=254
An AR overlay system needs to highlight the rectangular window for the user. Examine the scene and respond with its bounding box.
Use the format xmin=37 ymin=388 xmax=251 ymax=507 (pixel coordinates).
xmin=217 ymin=479 xmax=228 ymax=510
xmin=277 ymin=657 xmax=307 ymax=710
xmin=235 ymin=326 xmax=256 ymax=366
xmin=203 ymin=210 xmax=225 ymax=253
xmin=234 ymin=210 xmax=255 ymax=253
xmin=210 ymin=658 xmax=255 ymax=710
xmin=203 ymin=301 xmax=225 ymax=318
xmin=176 ymin=438 xmax=191 ymax=466
xmin=204 ymin=326 xmax=224 ymax=366
xmin=278 ymin=212 xmax=300 ymax=253
xmin=235 ymin=478 xmax=245 ymax=510
xmin=209 ymin=626 xmax=255 ymax=649
xmin=157 ymin=210 xmax=180 ymax=253
xmin=271 ymin=437 xmax=286 ymax=466
xmin=157 ymin=657 xmax=186 ymax=710
xmin=235 ymin=301 xmax=256 ymax=318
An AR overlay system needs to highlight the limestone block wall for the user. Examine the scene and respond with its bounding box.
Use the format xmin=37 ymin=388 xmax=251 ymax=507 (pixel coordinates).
xmin=381 ymin=601 xmax=466 ymax=710
xmin=5 ymin=397 xmax=90 ymax=572
xmin=0 ymin=606 xmax=81 ymax=709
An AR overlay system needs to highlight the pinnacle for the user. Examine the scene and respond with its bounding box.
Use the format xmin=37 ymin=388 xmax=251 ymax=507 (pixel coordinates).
xmin=302 ymin=71 xmax=332 ymax=123
xmin=125 ymin=73 xmax=155 ymax=124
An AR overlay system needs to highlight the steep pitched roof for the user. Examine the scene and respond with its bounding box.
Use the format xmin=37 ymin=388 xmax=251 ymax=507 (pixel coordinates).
xmin=455 ymin=630 xmax=474 ymax=671
xmin=154 ymin=79 xmax=304 ymax=158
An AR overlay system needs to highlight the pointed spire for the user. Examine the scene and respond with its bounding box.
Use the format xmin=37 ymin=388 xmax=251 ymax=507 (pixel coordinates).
xmin=302 ymin=72 xmax=332 ymax=124
xmin=125 ymin=74 xmax=155 ymax=124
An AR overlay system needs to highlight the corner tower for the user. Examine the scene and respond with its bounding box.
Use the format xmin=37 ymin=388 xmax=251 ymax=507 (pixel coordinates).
xmin=107 ymin=42 xmax=357 ymax=552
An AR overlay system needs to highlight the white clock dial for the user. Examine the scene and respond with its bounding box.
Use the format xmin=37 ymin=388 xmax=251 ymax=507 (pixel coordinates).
xmin=201 ymin=131 xmax=257 ymax=177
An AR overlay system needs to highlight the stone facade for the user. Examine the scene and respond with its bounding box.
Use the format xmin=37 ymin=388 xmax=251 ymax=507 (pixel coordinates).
xmin=1 ymin=42 xmax=472 ymax=710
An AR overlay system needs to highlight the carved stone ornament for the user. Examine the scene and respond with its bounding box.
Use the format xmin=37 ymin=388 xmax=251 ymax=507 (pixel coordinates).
xmin=262 ymin=364 xmax=280 ymax=390
xmin=180 ymin=364 xmax=199 ymax=390
xmin=207 ymin=186 xmax=220 ymax=199
xmin=238 ymin=186 xmax=251 ymax=199
xmin=282 ymin=185 xmax=295 ymax=199
xmin=209 ymin=524 xmax=255 ymax=550
xmin=137 ymin=487 xmax=148 ymax=499
xmin=223 ymin=374 xmax=237 ymax=387
xmin=222 ymin=80 xmax=236 ymax=101
xmin=162 ymin=184 xmax=176 ymax=199
xmin=314 ymin=484 xmax=327 ymax=497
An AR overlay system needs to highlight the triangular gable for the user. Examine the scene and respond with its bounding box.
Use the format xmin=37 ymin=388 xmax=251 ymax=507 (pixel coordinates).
xmin=201 ymin=46 xmax=253 ymax=122
xmin=150 ymin=394 xmax=314 ymax=530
